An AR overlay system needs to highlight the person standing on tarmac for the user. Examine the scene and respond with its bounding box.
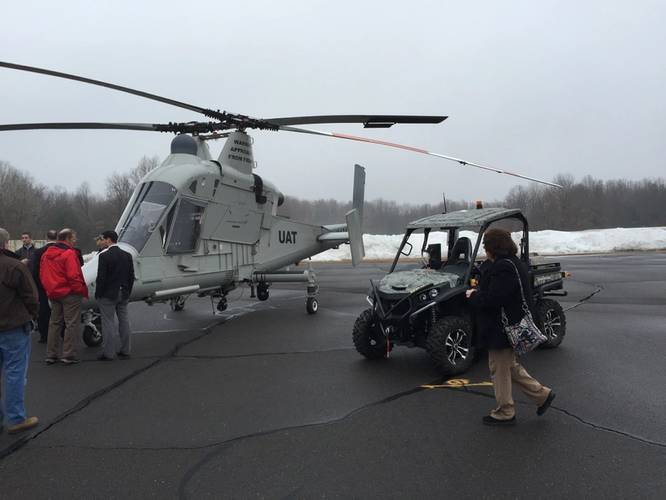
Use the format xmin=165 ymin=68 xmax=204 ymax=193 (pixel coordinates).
xmin=31 ymin=229 xmax=58 ymax=343
xmin=40 ymin=228 xmax=89 ymax=365
xmin=466 ymin=228 xmax=556 ymax=425
xmin=0 ymin=228 xmax=40 ymax=434
xmin=94 ymin=234 xmax=109 ymax=254
xmin=95 ymin=230 xmax=135 ymax=361
xmin=16 ymin=231 xmax=36 ymax=266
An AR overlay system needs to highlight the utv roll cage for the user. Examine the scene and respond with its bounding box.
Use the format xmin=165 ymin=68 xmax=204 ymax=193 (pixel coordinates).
xmin=389 ymin=208 xmax=529 ymax=283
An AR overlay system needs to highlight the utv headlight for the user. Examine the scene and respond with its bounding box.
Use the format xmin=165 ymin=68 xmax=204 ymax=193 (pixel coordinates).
xmin=534 ymin=272 xmax=562 ymax=287
xmin=429 ymin=288 xmax=439 ymax=299
xmin=419 ymin=293 xmax=428 ymax=302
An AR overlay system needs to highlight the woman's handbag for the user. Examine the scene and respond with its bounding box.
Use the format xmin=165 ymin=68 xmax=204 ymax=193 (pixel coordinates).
xmin=501 ymin=260 xmax=547 ymax=355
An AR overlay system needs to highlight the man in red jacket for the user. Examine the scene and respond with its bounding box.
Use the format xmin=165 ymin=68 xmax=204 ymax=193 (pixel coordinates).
xmin=40 ymin=228 xmax=89 ymax=365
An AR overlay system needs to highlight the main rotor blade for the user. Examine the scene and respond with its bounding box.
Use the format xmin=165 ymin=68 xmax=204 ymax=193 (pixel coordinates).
xmin=280 ymin=125 xmax=562 ymax=188
xmin=0 ymin=61 xmax=226 ymax=120
xmin=0 ymin=121 xmax=236 ymax=134
xmin=0 ymin=122 xmax=162 ymax=132
xmin=265 ymin=115 xmax=447 ymax=128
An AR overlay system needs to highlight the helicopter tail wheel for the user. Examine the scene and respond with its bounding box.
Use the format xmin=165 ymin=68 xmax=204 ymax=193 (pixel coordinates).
xmin=306 ymin=297 xmax=319 ymax=314
xmin=257 ymin=283 xmax=269 ymax=301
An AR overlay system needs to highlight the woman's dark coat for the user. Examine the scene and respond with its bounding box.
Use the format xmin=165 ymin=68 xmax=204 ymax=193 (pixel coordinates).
xmin=468 ymin=255 xmax=534 ymax=350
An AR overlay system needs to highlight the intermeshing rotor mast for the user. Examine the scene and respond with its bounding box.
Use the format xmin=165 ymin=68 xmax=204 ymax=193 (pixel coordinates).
xmin=0 ymin=60 xmax=562 ymax=188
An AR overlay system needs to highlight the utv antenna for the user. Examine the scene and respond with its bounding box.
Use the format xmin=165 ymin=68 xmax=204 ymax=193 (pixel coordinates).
xmin=442 ymin=193 xmax=448 ymax=214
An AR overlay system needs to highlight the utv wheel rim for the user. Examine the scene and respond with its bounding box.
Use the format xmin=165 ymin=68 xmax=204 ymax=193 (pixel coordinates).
xmin=544 ymin=309 xmax=562 ymax=340
xmin=445 ymin=329 xmax=469 ymax=364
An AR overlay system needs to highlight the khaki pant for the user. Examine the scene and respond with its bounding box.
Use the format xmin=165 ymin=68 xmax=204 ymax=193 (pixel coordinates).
xmin=47 ymin=294 xmax=83 ymax=360
xmin=488 ymin=348 xmax=551 ymax=420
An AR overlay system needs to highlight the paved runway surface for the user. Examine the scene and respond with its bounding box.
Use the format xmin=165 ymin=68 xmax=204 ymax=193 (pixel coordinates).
xmin=1 ymin=253 xmax=665 ymax=498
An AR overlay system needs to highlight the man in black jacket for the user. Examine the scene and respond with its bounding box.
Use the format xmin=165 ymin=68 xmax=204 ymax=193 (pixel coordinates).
xmin=31 ymin=230 xmax=58 ymax=343
xmin=95 ymin=230 xmax=135 ymax=361
xmin=16 ymin=232 xmax=36 ymax=266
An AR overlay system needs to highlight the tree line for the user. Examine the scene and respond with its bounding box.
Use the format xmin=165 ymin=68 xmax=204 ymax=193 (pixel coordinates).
xmin=504 ymin=173 xmax=666 ymax=230
xmin=1 ymin=158 xmax=665 ymax=251
xmin=0 ymin=157 xmax=158 ymax=251
xmin=281 ymin=174 xmax=666 ymax=232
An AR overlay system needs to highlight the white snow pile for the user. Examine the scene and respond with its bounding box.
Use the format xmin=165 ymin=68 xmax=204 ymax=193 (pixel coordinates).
xmin=311 ymin=226 xmax=666 ymax=261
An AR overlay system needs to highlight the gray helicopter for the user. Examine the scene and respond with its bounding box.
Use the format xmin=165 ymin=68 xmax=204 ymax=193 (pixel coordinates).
xmin=0 ymin=62 xmax=561 ymax=347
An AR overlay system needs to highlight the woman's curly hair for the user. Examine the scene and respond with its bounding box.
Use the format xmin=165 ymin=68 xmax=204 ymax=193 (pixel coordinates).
xmin=483 ymin=228 xmax=518 ymax=258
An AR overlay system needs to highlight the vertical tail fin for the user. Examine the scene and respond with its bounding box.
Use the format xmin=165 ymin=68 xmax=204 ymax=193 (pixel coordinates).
xmin=353 ymin=164 xmax=365 ymax=224
xmin=348 ymin=164 xmax=365 ymax=266
xmin=319 ymin=164 xmax=366 ymax=265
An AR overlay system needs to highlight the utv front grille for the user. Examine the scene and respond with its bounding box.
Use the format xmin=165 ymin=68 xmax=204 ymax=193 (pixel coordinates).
xmin=380 ymin=298 xmax=411 ymax=316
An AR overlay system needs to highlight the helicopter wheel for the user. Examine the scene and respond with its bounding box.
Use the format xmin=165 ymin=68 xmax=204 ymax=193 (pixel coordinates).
xmin=82 ymin=315 xmax=103 ymax=347
xmin=217 ymin=297 xmax=228 ymax=312
xmin=257 ymin=284 xmax=269 ymax=301
xmin=170 ymin=295 xmax=187 ymax=311
xmin=306 ymin=297 xmax=319 ymax=314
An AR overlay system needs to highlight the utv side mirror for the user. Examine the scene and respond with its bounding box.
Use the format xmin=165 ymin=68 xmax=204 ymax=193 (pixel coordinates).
xmin=401 ymin=241 xmax=413 ymax=256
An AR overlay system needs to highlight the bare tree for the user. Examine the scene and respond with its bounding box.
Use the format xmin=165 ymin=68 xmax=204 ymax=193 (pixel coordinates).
xmin=105 ymin=172 xmax=134 ymax=220
xmin=130 ymin=155 xmax=160 ymax=186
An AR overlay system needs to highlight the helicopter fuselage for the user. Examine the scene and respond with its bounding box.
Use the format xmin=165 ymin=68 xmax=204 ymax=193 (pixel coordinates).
xmin=80 ymin=132 xmax=358 ymax=309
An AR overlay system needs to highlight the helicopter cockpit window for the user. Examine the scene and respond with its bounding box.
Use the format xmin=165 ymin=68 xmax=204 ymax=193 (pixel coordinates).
xmin=119 ymin=181 xmax=177 ymax=252
xmin=166 ymin=199 xmax=205 ymax=254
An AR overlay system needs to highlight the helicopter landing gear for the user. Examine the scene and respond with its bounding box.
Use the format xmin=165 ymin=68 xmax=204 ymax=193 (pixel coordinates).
xmin=253 ymin=266 xmax=319 ymax=314
xmin=169 ymin=295 xmax=188 ymax=311
xmin=216 ymin=296 xmax=228 ymax=312
xmin=306 ymin=297 xmax=319 ymax=314
xmin=257 ymin=283 xmax=270 ymax=301
xmin=82 ymin=309 xmax=103 ymax=347
xmin=306 ymin=283 xmax=319 ymax=314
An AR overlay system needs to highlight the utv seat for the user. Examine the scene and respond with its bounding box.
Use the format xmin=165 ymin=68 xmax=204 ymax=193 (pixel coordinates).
xmin=425 ymin=243 xmax=442 ymax=270
xmin=441 ymin=237 xmax=472 ymax=279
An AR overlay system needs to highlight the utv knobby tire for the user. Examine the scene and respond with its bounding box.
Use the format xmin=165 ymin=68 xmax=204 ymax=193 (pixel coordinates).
xmin=352 ymin=309 xmax=387 ymax=360
xmin=426 ymin=316 xmax=475 ymax=376
xmin=537 ymin=298 xmax=566 ymax=348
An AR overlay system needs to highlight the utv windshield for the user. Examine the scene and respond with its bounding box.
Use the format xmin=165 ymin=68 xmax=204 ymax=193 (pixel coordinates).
xmin=392 ymin=229 xmax=451 ymax=271
xmin=119 ymin=181 xmax=177 ymax=252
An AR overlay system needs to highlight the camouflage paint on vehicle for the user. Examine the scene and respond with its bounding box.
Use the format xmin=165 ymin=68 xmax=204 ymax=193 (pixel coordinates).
xmin=377 ymin=269 xmax=460 ymax=296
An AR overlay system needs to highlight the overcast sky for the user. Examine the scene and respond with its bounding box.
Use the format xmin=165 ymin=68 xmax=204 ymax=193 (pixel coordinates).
xmin=1 ymin=0 xmax=665 ymax=204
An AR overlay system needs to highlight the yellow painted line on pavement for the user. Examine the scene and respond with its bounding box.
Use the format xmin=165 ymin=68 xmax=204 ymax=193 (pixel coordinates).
xmin=422 ymin=378 xmax=494 ymax=389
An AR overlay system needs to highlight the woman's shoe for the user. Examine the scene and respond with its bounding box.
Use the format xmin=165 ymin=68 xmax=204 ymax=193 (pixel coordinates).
xmin=482 ymin=415 xmax=516 ymax=426
xmin=537 ymin=391 xmax=556 ymax=416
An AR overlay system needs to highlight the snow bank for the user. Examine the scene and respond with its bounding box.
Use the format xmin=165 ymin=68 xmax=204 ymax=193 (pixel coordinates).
xmin=311 ymin=227 xmax=666 ymax=261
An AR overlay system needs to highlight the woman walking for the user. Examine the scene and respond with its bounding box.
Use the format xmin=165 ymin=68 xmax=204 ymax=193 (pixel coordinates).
xmin=466 ymin=228 xmax=556 ymax=425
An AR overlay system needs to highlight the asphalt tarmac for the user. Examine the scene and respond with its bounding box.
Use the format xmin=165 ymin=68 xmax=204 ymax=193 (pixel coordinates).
xmin=1 ymin=253 xmax=665 ymax=499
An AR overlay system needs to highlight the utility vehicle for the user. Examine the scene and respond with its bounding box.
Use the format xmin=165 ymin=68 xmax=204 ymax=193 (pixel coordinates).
xmin=352 ymin=207 xmax=567 ymax=375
